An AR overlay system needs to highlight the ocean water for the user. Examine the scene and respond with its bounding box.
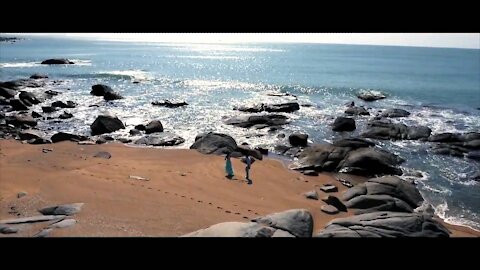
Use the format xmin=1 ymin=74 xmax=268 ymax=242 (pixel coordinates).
xmin=1 ymin=36 xmax=479 ymax=231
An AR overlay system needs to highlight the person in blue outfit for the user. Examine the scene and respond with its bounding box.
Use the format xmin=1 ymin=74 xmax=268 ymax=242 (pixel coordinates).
xmin=225 ymin=152 xmax=234 ymax=179
xmin=245 ymin=154 xmax=253 ymax=185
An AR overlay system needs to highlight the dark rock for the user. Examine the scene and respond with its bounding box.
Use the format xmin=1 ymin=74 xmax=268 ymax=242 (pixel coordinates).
xmin=93 ymin=151 xmax=111 ymax=159
xmin=41 ymin=59 xmax=74 ymax=64
xmin=320 ymin=184 xmax=338 ymax=193
xmin=91 ymin=84 xmax=114 ymax=96
xmin=18 ymin=91 xmax=41 ymax=105
xmin=45 ymin=90 xmax=60 ymax=96
xmin=304 ymin=190 xmax=319 ymax=200
xmin=34 ymin=228 xmax=53 ymax=238
xmin=28 ymin=138 xmax=52 ymax=144
xmin=104 ymin=91 xmax=124 ymax=101
xmin=58 ymin=111 xmax=73 ymax=119
xmin=345 ymin=101 xmax=355 ymax=107
xmin=289 ymin=133 xmax=308 ymax=147
xmin=381 ymin=108 xmax=410 ymax=118
xmin=129 ymin=129 xmax=142 ymax=136
xmin=6 ymin=114 xmax=37 ymax=127
xmin=17 ymin=191 xmax=28 ymax=198
xmin=345 ymin=106 xmax=370 ymax=116
xmin=51 ymin=132 xmax=88 ymax=143
xmin=0 ymin=96 xmax=8 ymax=105
xmin=134 ymin=133 xmax=185 ymax=146
xmin=1 ymin=79 xmax=45 ymax=89
xmin=332 ymin=138 xmax=375 ymax=149
xmin=253 ymin=209 xmax=313 ymax=238
xmin=255 ymin=147 xmax=269 ymax=155
xmin=42 ymin=106 xmax=58 ymax=113
xmin=117 ymin=138 xmax=132 ymax=143
xmin=316 ymin=211 xmax=450 ymax=237
xmin=428 ymin=133 xmax=463 ymax=143
xmin=234 ymin=104 xmax=264 ymax=113
xmin=357 ymin=90 xmax=386 ymax=101
xmin=0 ymin=86 xmax=17 ymax=98
xmin=303 ymin=170 xmax=319 ymax=176
xmin=236 ymin=145 xmax=263 ymax=160
xmin=277 ymin=133 xmax=285 ymax=139
xmin=9 ymin=99 xmax=29 ymax=111
xmin=332 ymin=117 xmax=356 ymax=132
xmin=225 ymin=114 xmax=289 ymax=129
xmin=362 ymin=120 xmax=431 ymax=140
xmin=31 ymin=111 xmax=42 ymax=118
xmin=52 ymin=100 xmax=76 ymax=108
xmin=183 ymin=222 xmax=276 ymax=237
xmin=102 ymin=135 xmax=115 ymax=141
xmin=145 ymin=120 xmax=164 ymax=134
xmin=274 ymin=144 xmax=290 ymax=155
xmin=337 ymin=148 xmax=404 ymax=176
xmin=432 ymin=144 xmax=467 ymax=157
xmin=0 ymin=225 xmax=18 ymax=234
xmin=134 ymin=124 xmax=146 ymax=131
xmin=472 ymin=171 xmax=480 ymax=181
xmin=289 ymin=144 xmax=351 ymax=172
xmin=321 ymin=205 xmax=339 ymax=214
xmin=0 ymin=215 xmax=66 ymax=224
xmin=18 ymin=129 xmax=44 ymax=141
xmin=38 ymin=203 xmax=84 ymax=216
xmin=190 ymin=132 xmax=238 ymax=155
xmin=95 ymin=138 xmax=107 ymax=144
xmin=264 ymin=102 xmax=300 ymax=113
xmin=467 ymin=151 xmax=480 ymax=161
xmin=90 ymin=114 xmax=125 ymax=135
xmin=322 ymin=195 xmax=347 ymax=212
xmin=152 ymin=100 xmax=188 ymax=108
xmin=30 ymin=73 xmax=48 ymax=79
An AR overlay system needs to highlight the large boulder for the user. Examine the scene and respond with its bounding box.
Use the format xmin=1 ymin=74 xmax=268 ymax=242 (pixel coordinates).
xmin=225 ymin=114 xmax=289 ymax=129
xmin=190 ymin=133 xmax=238 ymax=155
xmin=336 ymin=147 xmax=404 ymax=176
xmin=152 ymin=100 xmax=188 ymax=108
xmin=90 ymin=114 xmax=125 ymax=135
xmin=38 ymin=203 xmax=84 ymax=216
xmin=0 ymin=86 xmax=16 ymax=98
xmin=316 ymin=211 xmax=450 ymax=237
xmin=236 ymin=145 xmax=263 ymax=160
xmin=264 ymin=102 xmax=300 ymax=113
xmin=289 ymin=144 xmax=351 ymax=172
xmin=19 ymin=91 xmax=41 ymax=105
xmin=18 ymin=129 xmax=44 ymax=141
xmin=30 ymin=73 xmax=48 ymax=79
xmin=51 ymin=132 xmax=88 ymax=143
xmin=332 ymin=117 xmax=356 ymax=132
xmin=134 ymin=133 xmax=185 ymax=146
xmin=289 ymin=133 xmax=308 ymax=147
xmin=361 ymin=120 xmax=431 ymax=140
xmin=252 ymin=209 xmax=314 ymax=238
xmin=357 ymin=90 xmax=386 ymax=101
xmin=90 ymin=84 xmax=114 ymax=96
xmin=145 ymin=120 xmax=164 ymax=134
xmin=51 ymin=100 xmax=76 ymax=108
xmin=233 ymin=104 xmax=265 ymax=113
xmin=41 ymin=59 xmax=74 ymax=64
xmin=1 ymin=79 xmax=45 ymax=90
xmin=381 ymin=108 xmax=410 ymax=118
xmin=104 ymin=91 xmax=124 ymax=101
xmin=183 ymin=222 xmax=276 ymax=237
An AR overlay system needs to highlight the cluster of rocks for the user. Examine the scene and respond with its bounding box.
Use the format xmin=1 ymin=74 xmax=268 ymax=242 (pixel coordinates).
xmin=0 ymin=203 xmax=83 ymax=237
xmin=233 ymin=102 xmax=300 ymax=113
xmin=428 ymin=132 xmax=480 ymax=160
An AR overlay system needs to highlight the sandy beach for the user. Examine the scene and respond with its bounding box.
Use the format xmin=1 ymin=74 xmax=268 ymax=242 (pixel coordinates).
xmin=0 ymin=139 xmax=478 ymax=237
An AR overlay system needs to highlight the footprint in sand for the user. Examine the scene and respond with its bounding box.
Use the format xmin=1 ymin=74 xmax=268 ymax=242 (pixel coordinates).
xmin=243 ymin=216 xmax=249 ymax=219
xmin=217 ymin=206 xmax=223 ymax=210
xmin=254 ymin=212 xmax=259 ymax=215
xmin=208 ymin=203 xmax=212 ymax=205
xmin=148 ymin=187 xmax=152 ymax=190
xmin=235 ymin=212 xmax=240 ymax=215
xmin=197 ymin=200 xmax=203 ymax=203
xmin=181 ymin=195 xmax=185 ymax=198
xmin=225 ymin=211 xmax=231 ymax=214
xmin=247 ymin=210 xmax=252 ymax=212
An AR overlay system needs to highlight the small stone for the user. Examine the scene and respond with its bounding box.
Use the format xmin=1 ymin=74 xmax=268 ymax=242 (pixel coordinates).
xmin=0 ymin=225 xmax=19 ymax=234
xmin=180 ymin=173 xmax=187 ymax=176
xmin=321 ymin=195 xmax=347 ymax=212
xmin=38 ymin=203 xmax=84 ymax=216
xmin=321 ymin=205 xmax=339 ymax=214
xmin=34 ymin=228 xmax=53 ymax=238
xmin=93 ymin=151 xmax=111 ymax=159
xmin=303 ymin=170 xmax=318 ymax=176
xmin=304 ymin=190 xmax=318 ymax=200
xmin=17 ymin=192 xmax=27 ymax=199
xmin=320 ymin=184 xmax=338 ymax=193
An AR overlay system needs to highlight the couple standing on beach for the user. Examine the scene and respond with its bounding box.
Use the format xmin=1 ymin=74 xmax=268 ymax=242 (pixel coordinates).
xmin=225 ymin=152 xmax=253 ymax=185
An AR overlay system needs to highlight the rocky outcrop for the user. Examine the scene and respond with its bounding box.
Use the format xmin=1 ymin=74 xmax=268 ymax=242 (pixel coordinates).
xmin=252 ymin=209 xmax=313 ymax=238
xmin=190 ymin=132 xmax=262 ymax=159
xmin=90 ymin=114 xmax=125 ymax=135
xmin=51 ymin=100 xmax=76 ymax=108
xmin=332 ymin=138 xmax=375 ymax=149
xmin=332 ymin=117 xmax=356 ymax=132
xmin=0 ymin=86 xmax=17 ymax=98
xmin=225 ymin=114 xmax=289 ymax=129
xmin=41 ymin=59 xmax=74 ymax=64
xmin=357 ymin=90 xmax=386 ymax=101
xmin=381 ymin=108 xmax=410 ymax=118
xmin=361 ymin=119 xmax=431 ymax=140
xmin=38 ymin=203 xmax=84 ymax=216
xmin=428 ymin=132 xmax=480 ymax=160
xmin=51 ymin=132 xmax=88 ymax=143
xmin=316 ymin=211 xmax=450 ymax=237
xmin=19 ymin=91 xmax=41 ymax=105
xmin=152 ymin=100 xmax=188 ymax=108
xmin=183 ymin=222 xmax=276 ymax=237
xmin=90 ymin=84 xmax=122 ymax=100
xmin=6 ymin=114 xmax=37 ymax=127
xmin=345 ymin=106 xmax=370 ymax=116
xmin=234 ymin=102 xmax=300 ymax=113
xmin=9 ymin=99 xmax=29 ymax=111
xmin=342 ymin=176 xmax=423 ymax=214
xmin=134 ymin=133 xmax=185 ymax=146
xmin=30 ymin=73 xmax=48 ymax=79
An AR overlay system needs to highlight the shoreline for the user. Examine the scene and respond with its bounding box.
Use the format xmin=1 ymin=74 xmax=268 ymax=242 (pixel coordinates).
xmin=1 ymin=139 xmax=478 ymax=237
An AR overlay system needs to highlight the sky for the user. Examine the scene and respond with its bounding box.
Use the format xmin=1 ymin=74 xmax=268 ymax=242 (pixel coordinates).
xmin=9 ymin=33 xmax=480 ymax=49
